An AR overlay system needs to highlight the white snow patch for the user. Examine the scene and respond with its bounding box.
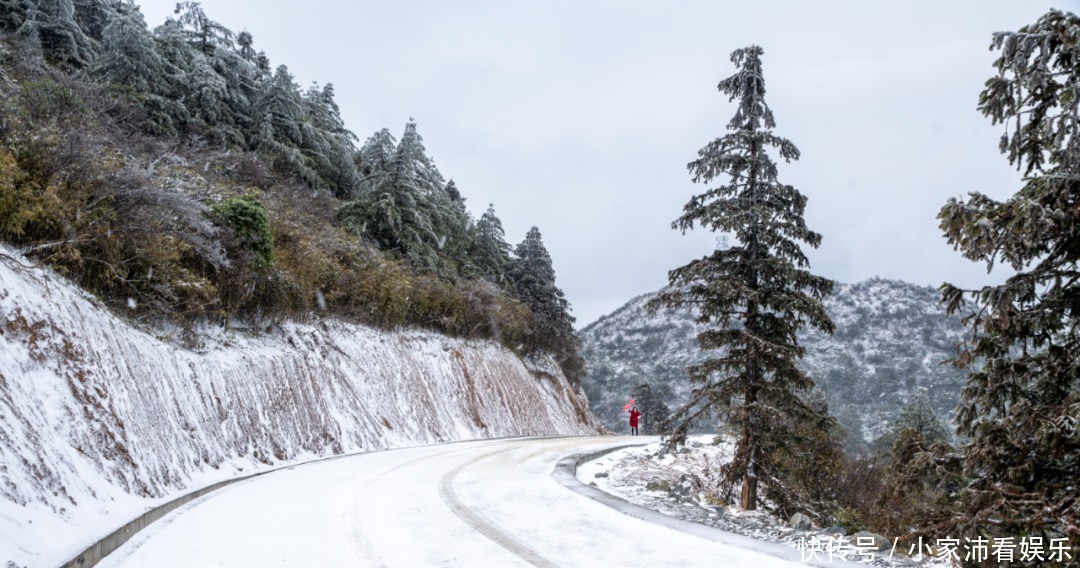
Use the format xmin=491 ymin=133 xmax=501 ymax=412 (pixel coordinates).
xmin=579 ymin=436 xmax=947 ymax=567
xmin=0 ymin=245 xmax=601 ymax=567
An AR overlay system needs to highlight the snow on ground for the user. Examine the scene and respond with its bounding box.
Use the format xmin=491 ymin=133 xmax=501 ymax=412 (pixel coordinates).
xmin=579 ymin=436 xmax=951 ymax=567
xmin=0 ymin=246 xmax=600 ymax=568
xmin=95 ymin=437 xmax=813 ymax=568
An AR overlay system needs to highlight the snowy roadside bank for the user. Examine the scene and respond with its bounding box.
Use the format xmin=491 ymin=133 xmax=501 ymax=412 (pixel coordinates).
xmin=0 ymin=246 xmax=601 ymax=568
xmin=577 ymin=437 xmax=944 ymax=567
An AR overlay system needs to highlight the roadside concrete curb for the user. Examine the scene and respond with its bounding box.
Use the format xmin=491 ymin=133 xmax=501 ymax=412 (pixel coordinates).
xmin=58 ymin=456 xmax=328 ymax=568
xmin=552 ymin=442 xmax=869 ymax=568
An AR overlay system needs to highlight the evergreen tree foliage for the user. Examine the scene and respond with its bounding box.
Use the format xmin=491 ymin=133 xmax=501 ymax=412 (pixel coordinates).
xmin=356 ymin=127 xmax=397 ymax=177
xmin=0 ymin=0 xmax=33 ymax=35
xmin=630 ymin=382 xmax=672 ymax=435
xmin=338 ymin=123 xmax=441 ymax=269
xmin=647 ymin=46 xmax=837 ymax=513
xmin=0 ymin=0 xmax=580 ymax=372
xmin=92 ymin=2 xmax=163 ymax=94
xmin=186 ymin=53 xmax=233 ymax=133
xmin=471 ymin=203 xmax=512 ymax=284
xmin=4 ymin=1 xmax=362 ymax=184
xmin=156 ymin=3 xmax=256 ymax=146
xmin=252 ymin=64 xmax=317 ymax=183
xmin=14 ymin=0 xmax=96 ymax=68
xmin=872 ymin=390 xmax=963 ymax=541
xmin=152 ymin=14 xmax=238 ymax=144
xmin=72 ymin=0 xmax=118 ymax=42
xmin=300 ymin=82 xmax=360 ymax=197
xmin=889 ymin=389 xmax=950 ymax=450
xmin=872 ymin=393 xmax=950 ymax=457
xmin=336 ymin=121 xmax=483 ymax=275
xmin=235 ymin=29 xmax=256 ymax=63
xmin=170 ymin=1 xmax=232 ymax=56
xmin=939 ymin=9 xmax=1080 ymax=545
xmin=395 ymin=119 xmax=443 ymax=190
xmin=430 ymin=178 xmax=475 ymax=276
xmin=511 ymin=226 xmax=583 ymax=382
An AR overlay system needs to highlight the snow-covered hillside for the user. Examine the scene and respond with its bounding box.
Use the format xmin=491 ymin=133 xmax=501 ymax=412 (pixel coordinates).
xmin=0 ymin=246 xmax=600 ymax=568
xmin=580 ymin=278 xmax=966 ymax=444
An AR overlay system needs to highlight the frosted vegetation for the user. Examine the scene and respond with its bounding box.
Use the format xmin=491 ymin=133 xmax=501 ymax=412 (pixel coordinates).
xmin=1 ymin=0 xmax=1079 ymax=563
xmin=0 ymin=0 xmax=583 ymax=384
xmin=0 ymin=5 xmax=592 ymax=563
xmin=0 ymin=245 xmax=599 ymax=567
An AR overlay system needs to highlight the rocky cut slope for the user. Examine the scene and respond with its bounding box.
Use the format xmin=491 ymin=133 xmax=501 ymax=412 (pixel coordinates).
xmin=580 ymin=278 xmax=966 ymax=444
xmin=0 ymin=246 xmax=601 ymax=568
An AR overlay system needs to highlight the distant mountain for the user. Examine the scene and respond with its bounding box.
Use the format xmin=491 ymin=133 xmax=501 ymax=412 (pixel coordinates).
xmin=579 ymin=278 xmax=967 ymax=446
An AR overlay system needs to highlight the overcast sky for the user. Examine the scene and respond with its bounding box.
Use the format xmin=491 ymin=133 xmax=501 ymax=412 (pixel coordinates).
xmin=139 ymin=1 xmax=1071 ymax=327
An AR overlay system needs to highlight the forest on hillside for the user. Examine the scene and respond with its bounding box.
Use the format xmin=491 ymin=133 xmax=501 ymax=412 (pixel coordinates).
xmin=0 ymin=0 xmax=583 ymax=382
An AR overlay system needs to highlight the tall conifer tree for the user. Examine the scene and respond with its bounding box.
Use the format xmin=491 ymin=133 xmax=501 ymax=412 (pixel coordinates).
xmin=511 ymin=227 xmax=582 ymax=383
xmin=93 ymin=2 xmax=163 ymax=94
xmin=16 ymin=0 xmax=95 ymax=68
xmin=432 ymin=179 xmax=474 ymax=275
xmin=939 ymin=9 xmax=1080 ymax=544
xmin=471 ymin=203 xmax=512 ymax=284
xmin=339 ymin=122 xmax=444 ymax=269
xmin=648 ymin=46 xmax=836 ymax=512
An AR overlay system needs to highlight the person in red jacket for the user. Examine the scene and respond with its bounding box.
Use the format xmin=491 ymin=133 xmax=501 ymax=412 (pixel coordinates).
xmin=628 ymin=406 xmax=641 ymax=436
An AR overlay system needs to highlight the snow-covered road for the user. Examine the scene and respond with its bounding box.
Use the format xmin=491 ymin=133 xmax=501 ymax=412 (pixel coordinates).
xmin=97 ymin=436 xmax=809 ymax=567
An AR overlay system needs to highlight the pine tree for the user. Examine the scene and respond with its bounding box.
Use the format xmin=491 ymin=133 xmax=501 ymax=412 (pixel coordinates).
xmin=431 ymin=179 xmax=474 ymax=276
xmin=874 ymin=390 xmax=962 ymax=540
xmin=511 ymin=227 xmax=582 ymax=383
xmin=356 ymin=127 xmax=396 ymax=178
xmin=93 ymin=2 xmax=164 ymax=94
xmin=470 ymin=203 xmax=512 ymax=284
xmin=15 ymin=0 xmax=95 ymax=68
xmin=159 ymin=2 xmax=249 ymax=146
xmin=301 ymin=82 xmax=360 ymax=197
xmin=338 ymin=123 xmax=442 ymax=269
xmin=390 ymin=123 xmax=473 ymax=274
xmin=252 ymin=64 xmax=319 ymax=184
xmin=939 ymin=9 xmax=1080 ymax=545
xmin=512 ymin=227 xmax=566 ymax=339
xmin=235 ymin=30 xmax=269 ymax=79
xmin=235 ymin=30 xmax=256 ymax=62
xmin=170 ymin=1 xmax=232 ymax=56
xmin=186 ymin=52 xmax=236 ymax=140
xmin=647 ymin=46 xmax=837 ymax=513
xmin=393 ymin=119 xmax=445 ymax=199
xmin=873 ymin=388 xmax=951 ymax=461
xmin=139 ymin=17 xmax=197 ymax=135
xmin=0 ymin=0 xmax=33 ymax=35
xmin=72 ymin=0 xmax=120 ymax=42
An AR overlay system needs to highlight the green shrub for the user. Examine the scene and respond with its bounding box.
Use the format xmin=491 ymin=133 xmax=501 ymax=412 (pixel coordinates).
xmin=209 ymin=195 xmax=274 ymax=265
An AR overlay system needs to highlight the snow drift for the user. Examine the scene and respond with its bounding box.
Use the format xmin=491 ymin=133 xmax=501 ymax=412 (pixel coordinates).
xmin=0 ymin=246 xmax=600 ymax=567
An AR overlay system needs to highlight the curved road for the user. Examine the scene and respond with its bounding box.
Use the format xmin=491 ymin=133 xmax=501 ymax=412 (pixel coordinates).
xmin=97 ymin=437 xmax=810 ymax=567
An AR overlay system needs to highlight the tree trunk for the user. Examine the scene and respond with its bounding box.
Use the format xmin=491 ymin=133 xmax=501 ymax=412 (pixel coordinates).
xmin=741 ymin=356 xmax=759 ymax=511
xmin=741 ymin=473 xmax=757 ymax=510
xmin=741 ymin=132 xmax=762 ymax=512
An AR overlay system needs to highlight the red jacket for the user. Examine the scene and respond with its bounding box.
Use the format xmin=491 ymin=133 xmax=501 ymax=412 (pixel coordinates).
xmin=629 ymin=409 xmax=641 ymax=428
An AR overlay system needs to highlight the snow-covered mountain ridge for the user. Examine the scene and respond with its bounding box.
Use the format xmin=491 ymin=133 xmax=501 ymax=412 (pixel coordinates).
xmin=0 ymin=246 xmax=600 ymax=567
xmin=580 ymin=278 xmax=966 ymax=444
